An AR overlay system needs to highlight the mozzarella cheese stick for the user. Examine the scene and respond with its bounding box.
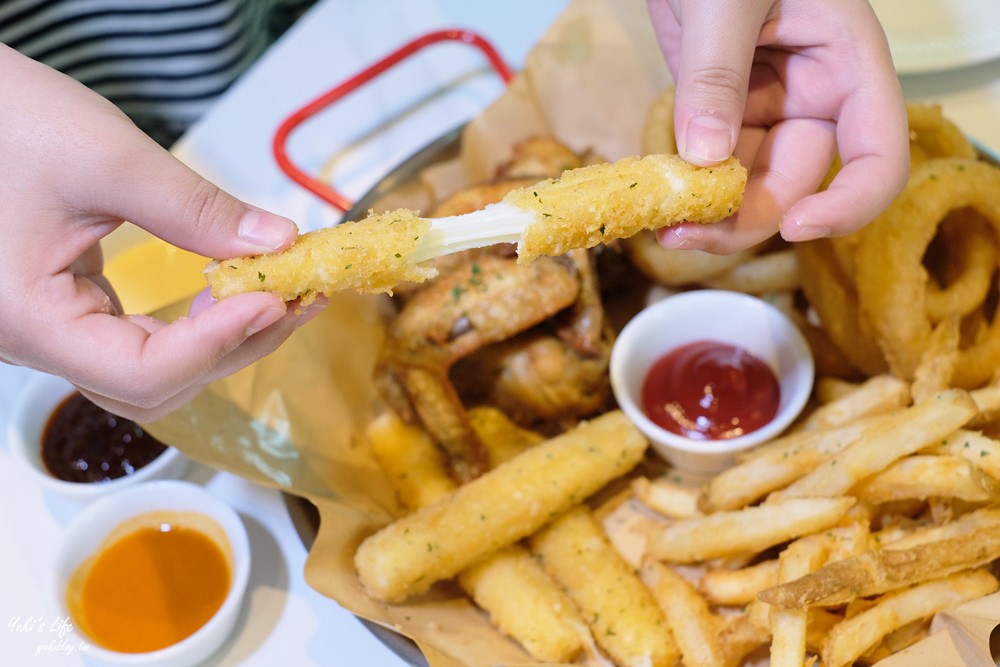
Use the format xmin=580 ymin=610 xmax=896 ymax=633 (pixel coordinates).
xmin=366 ymin=411 xmax=589 ymax=663
xmin=354 ymin=410 xmax=647 ymax=602
xmin=206 ymin=154 xmax=746 ymax=302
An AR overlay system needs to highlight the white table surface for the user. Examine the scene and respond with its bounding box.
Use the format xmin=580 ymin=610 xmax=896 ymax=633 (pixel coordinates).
xmin=2 ymin=2 xmax=999 ymax=665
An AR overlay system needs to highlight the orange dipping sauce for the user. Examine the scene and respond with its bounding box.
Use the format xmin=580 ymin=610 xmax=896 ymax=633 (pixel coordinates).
xmin=66 ymin=511 xmax=232 ymax=653
xmin=641 ymin=340 xmax=780 ymax=440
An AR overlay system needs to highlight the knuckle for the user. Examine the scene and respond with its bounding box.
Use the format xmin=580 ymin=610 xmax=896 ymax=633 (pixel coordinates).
xmin=685 ymin=65 xmax=748 ymax=105
xmin=182 ymin=179 xmax=232 ymax=234
xmin=112 ymin=381 xmax=163 ymax=413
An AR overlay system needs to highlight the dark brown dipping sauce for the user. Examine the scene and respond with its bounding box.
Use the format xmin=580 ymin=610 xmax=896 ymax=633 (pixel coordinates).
xmin=41 ymin=392 xmax=167 ymax=483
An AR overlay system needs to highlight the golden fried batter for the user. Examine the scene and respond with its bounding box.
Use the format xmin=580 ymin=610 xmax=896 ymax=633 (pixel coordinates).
xmin=510 ymin=154 xmax=745 ymax=260
xmin=205 ymin=209 xmax=434 ymax=303
xmin=205 ymin=154 xmax=746 ymax=302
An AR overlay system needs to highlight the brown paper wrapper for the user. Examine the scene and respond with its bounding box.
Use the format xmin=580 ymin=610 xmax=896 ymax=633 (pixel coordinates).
xmin=872 ymin=591 xmax=1000 ymax=666
xmin=144 ymin=0 xmax=1000 ymax=665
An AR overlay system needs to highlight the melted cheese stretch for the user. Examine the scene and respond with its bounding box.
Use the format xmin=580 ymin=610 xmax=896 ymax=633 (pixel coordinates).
xmin=205 ymin=154 xmax=746 ymax=302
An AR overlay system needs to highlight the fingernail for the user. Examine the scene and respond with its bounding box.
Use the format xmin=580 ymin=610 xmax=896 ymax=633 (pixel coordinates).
xmin=246 ymin=305 xmax=287 ymax=337
xmin=682 ymin=115 xmax=733 ymax=164
xmin=238 ymin=210 xmax=296 ymax=252
xmin=187 ymin=287 xmax=215 ymax=317
xmin=294 ymin=298 xmax=327 ymax=327
xmin=656 ymin=225 xmax=702 ymax=250
xmin=781 ymin=218 xmax=832 ymax=242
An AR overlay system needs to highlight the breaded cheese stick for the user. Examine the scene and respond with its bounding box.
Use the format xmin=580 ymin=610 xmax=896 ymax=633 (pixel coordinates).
xmin=531 ymin=506 xmax=680 ymax=667
xmin=206 ymin=154 xmax=746 ymax=301
xmin=366 ymin=410 xmax=456 ymax=511
xmin=366 ymin=411 xmax=589 ymax=662
xmin=354 ymin=410 xmax=648 ymax=602
xmin=457 ymin=547 xmax=589 ymax=664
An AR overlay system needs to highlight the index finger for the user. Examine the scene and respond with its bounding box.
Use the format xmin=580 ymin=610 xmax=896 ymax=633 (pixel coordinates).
xmin=780 ymin=22 xmax=909 ymax=240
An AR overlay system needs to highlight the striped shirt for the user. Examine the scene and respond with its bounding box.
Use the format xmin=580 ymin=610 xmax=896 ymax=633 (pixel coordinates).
xmin=1 ymin=0 xmax=315 ymax=146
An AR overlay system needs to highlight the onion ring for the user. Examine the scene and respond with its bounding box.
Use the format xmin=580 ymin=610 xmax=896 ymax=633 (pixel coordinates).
xmin=641 ymin=86 xmax=677 ymax=156
xmin=622 ymin=230 xmax=755 ymax=286
xmin=794 ymin=239 xmax=887 ymax=377
xmin=907 ymin=103 xmax=977 ymax=168
xmin=924 ymin=208 xmax=998 ymax=322
xmin=703 ymin=248 xmax=800 ymax=294
xmin=853 ymin=158 xmax=1000 ymax=387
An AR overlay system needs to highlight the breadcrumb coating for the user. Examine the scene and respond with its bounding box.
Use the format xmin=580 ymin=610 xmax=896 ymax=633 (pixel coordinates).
xmin=204 ymin=154 xmax=746 ymax=302
xmin=206 ymin=209 xmax=434 ymax=302
xmin=508 ymin=154 xmax=746 ymax=261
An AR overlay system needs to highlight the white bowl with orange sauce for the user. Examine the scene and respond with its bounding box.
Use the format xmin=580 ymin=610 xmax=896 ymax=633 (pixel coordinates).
xmin=610 ymin=289 xmax=814 ymax=474
xmin=8 ymin=372 xmax=188 ymax=505
xmin=51 ymin=480 xmax=251 ymax=667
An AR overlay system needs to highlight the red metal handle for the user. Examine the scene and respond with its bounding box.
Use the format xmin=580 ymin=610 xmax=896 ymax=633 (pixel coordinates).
xmin=273 ymin=29 xmax=514 ymax=212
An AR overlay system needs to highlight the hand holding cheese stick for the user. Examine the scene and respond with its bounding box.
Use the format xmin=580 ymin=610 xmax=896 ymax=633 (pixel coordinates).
xmin=646 ymin=0 xmax=910 ymax=252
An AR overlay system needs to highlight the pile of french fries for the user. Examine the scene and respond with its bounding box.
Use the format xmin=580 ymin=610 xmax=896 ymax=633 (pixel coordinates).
xmin=627 ymin=366 xmax=1000 ymax=667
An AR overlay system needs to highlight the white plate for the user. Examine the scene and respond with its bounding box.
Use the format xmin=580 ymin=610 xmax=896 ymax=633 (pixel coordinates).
xmin=871 ymin=0 xmax=1000 ymax=74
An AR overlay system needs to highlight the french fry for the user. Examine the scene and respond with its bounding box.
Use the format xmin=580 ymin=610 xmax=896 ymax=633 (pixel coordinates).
xmin=796 ymin=373 xmax=910 ymax=432
xmin=355 ymin=410 xmax=646 ymax=602
xmin=366 ymin=411 xmax=589 ymax=662
xmin=758 ymin=521 xmax=1000 ymax=608
xmin=813 ymin=377 xmax=863 ymax=404
xmin=700 ymin=559 xmax=780 ymax=607
xmin=969 ymin=381 xmax=1000 ymax=427
xmin=872 ymin=505 xmax=1000 ymax=550
xmin=596 ymin=491 xmax=664 ymax=569
xmin=531 ymin=506 xmax=680 ymax=667
xmin=702 ymin=249 xmax=800 ymax=295
xmin=821 ymin=521 xmax=873 ymax=562
xmin=910 ymin=315 xmax=960 ymax=403
xmin=702 ymin=417 xmax=878 ymax=511
xmin=744 ymin=594 xmax=772 ymax=637
xmin=640 ymin=556 xmax=726 ymax=667
xmin=805 ymin=608 xmax=842 ymax=655
xmin=854 ymin=454 xmax=997 ymax=504
xmin=924 ymin=428 xmax=1000 ymax=480
xmin=769 ymin=537 xmax=828 ymax=667
xmin=769 ymin=389 xmax=978 ymax=501
xmin=716 ymin=613 xmax=770 ymax=667
xmin=821 ymin=569 xmax=999 ymax=667
xmin=632 ymin=475 xmax=702 ymax=519
xmin=859 ymin=619 xmax=931 ymax=664
xmin=647 ymin=497 xmax=854 ymax=563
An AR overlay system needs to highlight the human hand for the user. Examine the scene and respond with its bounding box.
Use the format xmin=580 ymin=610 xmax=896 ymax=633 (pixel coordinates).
xmin=646 ymin=0 xmax=910 ymax=253
xmin=0 ymin=45 xmax=324 ymax=421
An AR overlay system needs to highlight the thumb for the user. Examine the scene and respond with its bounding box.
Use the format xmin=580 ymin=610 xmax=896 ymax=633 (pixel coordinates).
xmin=82 ymin=124 xmax=297 ymax=260
xmin=664 ymin=0 xmax=771 ymax=166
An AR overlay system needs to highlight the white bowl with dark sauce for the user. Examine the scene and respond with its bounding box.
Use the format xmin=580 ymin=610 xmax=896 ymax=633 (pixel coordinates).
xmin=8 ymin=372 xmax=187 ymax=505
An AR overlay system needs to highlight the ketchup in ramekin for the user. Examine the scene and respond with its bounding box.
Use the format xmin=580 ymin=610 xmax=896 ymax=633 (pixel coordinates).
xmin=641 ymin=340 xmax=780 ymax=441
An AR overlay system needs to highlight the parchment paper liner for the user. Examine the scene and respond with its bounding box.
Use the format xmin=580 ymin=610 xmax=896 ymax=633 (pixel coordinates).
xmin=145 ymin=0 xmax=1000 ymax=664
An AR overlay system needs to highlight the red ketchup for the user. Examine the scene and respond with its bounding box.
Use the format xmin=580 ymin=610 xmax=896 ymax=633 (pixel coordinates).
xmin=641 ymin=340 xmax=780 ymax=441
